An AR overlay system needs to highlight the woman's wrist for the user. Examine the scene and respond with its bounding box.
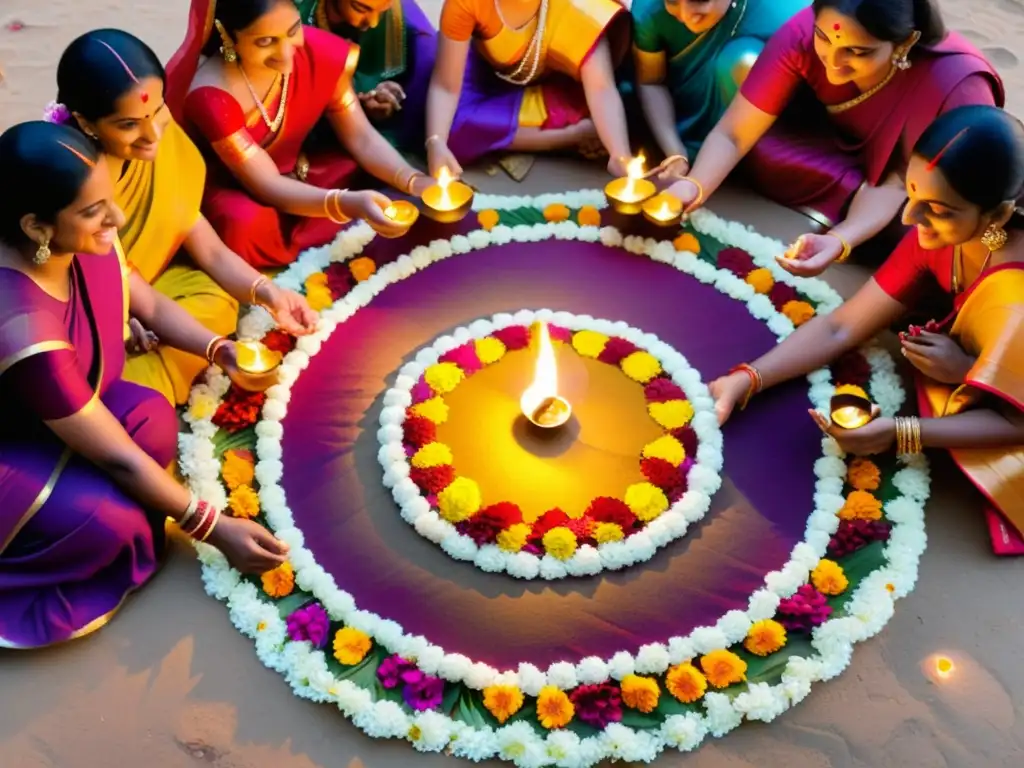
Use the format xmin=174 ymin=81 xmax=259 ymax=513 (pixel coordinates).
xmin=205 ymin=335 xmax=230 ymax=365
xmin=324 ymin=189 xmax=352 ymax=224
xmin=178 ymin=494 xmax=222 ymax=542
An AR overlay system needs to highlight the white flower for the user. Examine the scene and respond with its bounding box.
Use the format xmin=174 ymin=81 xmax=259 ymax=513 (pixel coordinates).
xmin=634 ymin=643 xmax=671 ymax=675
xmin=607 ymin=651 xmax=635 ymax=680
xmin=410 ymin=711 xmax=452 ymax=752
xmin=335 ymin=680 xmax=373 ymax=717
xmin=546 ymin=661 xmax=578 ymax=690
xmin=690 ymin=626 xmax=729 ymax=654
xmin=702 ymin=691 xmax=743 ymax=737
xmin=517 ymin=663 xmax=548 ymax=697
xmin=449 ymin=723 xmax=498 ymax=761
xmin=661 ymin=713 xmax=707 ymax=752
xmin=353 ymin=700 xmax=411 ymax=738
xmin=600 ymin=722 xmax=659 ymax=763
xmin=575 ymin=656 xmax=610 ymax=685
xmin=496 ymin=722 xmax=547 ymax=767
xmin=732 ymin=682 xmax=788 ymax=722
xmin=545 ymin=730 xmax=583 ymax=767
xmin=438 ymin=653 xmax=473 ymax=683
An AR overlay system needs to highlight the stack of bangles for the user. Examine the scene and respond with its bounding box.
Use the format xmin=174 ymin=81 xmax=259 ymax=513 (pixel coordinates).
xmin=730 ymin=362 xmax=763 ymax=409
xmin=393 ymin=167 xmax=427 ymax=195
xmin=205 ymin=334 xmax=230 ymax=365
xmin=894 ymin=416 xmax=923 ymax=456
xmin=324 ymin=188 xmax=352 ymax=224
xmin=249 ymin=274 xmax=269 ymax=306
xmin=179 ymin=494 xmax=221 ymax=542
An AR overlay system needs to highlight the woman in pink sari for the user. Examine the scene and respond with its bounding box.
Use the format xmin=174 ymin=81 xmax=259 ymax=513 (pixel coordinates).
xmin=666 ymin=0 xmax=1003 ymax=276
xmin=0 ymin=122 xmax=287 ymax=649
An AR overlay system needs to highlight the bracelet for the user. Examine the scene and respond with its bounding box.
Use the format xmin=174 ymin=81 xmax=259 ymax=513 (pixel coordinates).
xmin=662 ymin=154 xmax=689 ymax=170
xmin=325 ymin=189 xmax=352 ymax=224
xmin=199 ymin=508 xmax=222 ymax=543
xmin=827 ymin=232 xmax=853 ymax=263
xmin=179 ymin=491 xmax=200 ymax=530
xmin=405 ymin=171 xmax=426 ymax=195
xmin=729 ymin=363 xmax=763 ymax=410
xmin=249 ymin=275 xmax=269 ymax=306
xmin=425 ymin=134 xmax=443 ymax=148
xmin=205 ymin=335 xmax=228 ymax=364
xmin=894 ymin=416 xmax=923 ymax=456
xmin=180 ymin=499 xmax=211 ymax=537
xmin=680 ymin=176 xmax=705 ymax=207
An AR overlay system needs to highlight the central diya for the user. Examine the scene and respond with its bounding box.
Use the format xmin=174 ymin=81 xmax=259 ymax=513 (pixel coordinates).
xmin=519 ymin=321 xmax=572 ymax=429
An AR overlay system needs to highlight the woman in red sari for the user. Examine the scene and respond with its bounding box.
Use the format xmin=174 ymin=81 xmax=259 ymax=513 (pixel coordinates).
xmin=666 ymin=0 xmax=1002 ymax=277
xmin=166 ymin=0 xmax=433 ymax=269
xmin=710 ymin=106 xmax=1024 ymax=546
xmin=0 ymin=122 xmax=287 ymax=648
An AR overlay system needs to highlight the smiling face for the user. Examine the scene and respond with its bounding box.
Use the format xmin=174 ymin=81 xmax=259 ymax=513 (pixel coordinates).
xmin=335 ymin=0 xmax=393 ymax=31
xmin=663 ymin=0 xmax=733 ymax=33
xmin=29 ymin=159 xmax=125 ymax=257
xmin=234 ymin=1 xmax=305 ymax=75
xmin=82 ymin=76 xmax=170 ymax=163
xmin=902 ymin=155 xmax=996 ymax=250
xmin=812 ymin=8 xmax=894 ymax=87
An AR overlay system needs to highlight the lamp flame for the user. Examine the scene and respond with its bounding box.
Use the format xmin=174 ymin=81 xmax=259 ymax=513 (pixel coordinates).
xmin=657 ymin=199 xmax=672 ymax=219
xmin=521 ymin=322 xmax=559 ymax=415
xmin=623 ymin=154 xmax=646 ymax=198
xmin=435 ymin=166 xmax=453 ymax=209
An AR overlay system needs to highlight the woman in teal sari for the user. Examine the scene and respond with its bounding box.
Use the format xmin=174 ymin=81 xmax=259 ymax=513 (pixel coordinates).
xmin=633 ymin=0 xmax=808 ymax=172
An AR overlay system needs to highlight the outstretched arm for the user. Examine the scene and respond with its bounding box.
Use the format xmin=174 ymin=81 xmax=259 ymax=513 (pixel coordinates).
xmin=425 ymin=34 xmax=472 ymax=176
xmin=579 ymin=37 xmax=632 ymax=170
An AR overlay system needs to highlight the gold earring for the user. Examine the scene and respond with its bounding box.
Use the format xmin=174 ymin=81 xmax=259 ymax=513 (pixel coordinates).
xmin=214 ymin=19 xmax=238 ymax=63
xmin=892 ymin=30 xmax=921 ymax=71
xmin=34 ymin=237 xmax=51 ymax=266
xmin=981 ymin=223 xmax=1008 ymax=252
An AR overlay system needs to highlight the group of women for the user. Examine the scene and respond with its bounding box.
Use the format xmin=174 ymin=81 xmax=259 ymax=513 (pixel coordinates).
xmin=0 ymin=0 xmax=1021 ymax=649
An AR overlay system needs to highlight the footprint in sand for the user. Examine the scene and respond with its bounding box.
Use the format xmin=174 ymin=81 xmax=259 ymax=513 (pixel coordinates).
xmin=983 ymin=46 xmax=1020 ymax=69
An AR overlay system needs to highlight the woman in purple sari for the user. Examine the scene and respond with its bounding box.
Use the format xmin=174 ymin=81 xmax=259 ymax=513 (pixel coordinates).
xmin=0 ymin=122 xmax=288 ymax=649
xmin=666 ymin=0 xmax=1003 ymax=276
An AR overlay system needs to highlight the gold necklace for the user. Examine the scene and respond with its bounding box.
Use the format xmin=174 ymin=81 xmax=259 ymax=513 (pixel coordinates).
xmin=826 ymin=64 xmax=898 ymax=114
xmin=951 ymin=244 xmax=994 ymax=294
xmin=239 ymin=64 xmax=289 ymax=133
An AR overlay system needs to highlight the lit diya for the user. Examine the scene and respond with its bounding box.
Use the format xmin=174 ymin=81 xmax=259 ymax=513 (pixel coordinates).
xmin=641 ymin=192 xmax=683 ymax=227
xmin=421 ymin=166 xmax=474 ymax=223
xmin=604 ymin=155 xmax=656 ymax=215
xmin=234 ymin=339 xmax=283 ymax=376
xmin=829 ymin=391 xmax=876 ymax=430
xmin=380 ymin=199 xmax=419 ymax=237
xmin=520 ymin=321 xmax=572 ymax=429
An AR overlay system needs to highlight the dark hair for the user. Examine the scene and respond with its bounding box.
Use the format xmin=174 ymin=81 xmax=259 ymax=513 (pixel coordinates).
xmin=812 ymin=0 xmax=946 ymax=47
xmin=0 ymin=122 xmax=100 ymax=246
xmin=57 ymin=29 xmax=165 ymax=122
xmin=201 ymin=0 xmax=291 ymax=57
xmin=914 ymin=105 xmax=1024 ymax=226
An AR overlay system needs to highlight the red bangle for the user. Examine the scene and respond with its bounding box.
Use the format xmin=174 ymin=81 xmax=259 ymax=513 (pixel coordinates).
xmin=181 ymin=500 xmax=210 ymax=536
xmin=729 ymin=363 xmax=762 ymax=410
xmin=190 ymin=505 xmax=218 ymax=542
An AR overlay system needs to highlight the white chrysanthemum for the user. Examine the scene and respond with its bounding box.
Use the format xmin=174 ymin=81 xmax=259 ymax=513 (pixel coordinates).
xmin=601 ymin=722 xmax=660 ymax=763
xmin=449 ymin=722 xmax=499 ymax=761
xmin=607 ymin=651 xmax=635 ymax=680
xmin=545 ymin=730 xmax=584 ymax=768
xmin=575 ymin=656 xmax=610 ymax=685
xmin=353 ymin=700 xmax=411 ymax=738
xmin=733 ymin=682 xmax=789 ymax=722
xmin=409 ymin=711 xmax=452 ymax=752
xmin=689 ymin=626 xmax=729 ymax=654
xmin=496 ymin=721 xmax=548 ymax=767
xmin=517 ymin=663 xmax=548 ymax=697
xmin=661 ymin=712 xmax=708 ymax=752
xmin=667 ymin=635 xmax=697 ymax=665
xmin=634 ymin=643 xmax=671 ymax=675
xmin=702 ymin=691 xmax=743 ymax=737
xmin=335 ymin=680 xmax=373 ymax=716
xmin=546 ymin=661 xmax=578 ymax=690
xmin=438 ymin=653 xmax=473 ymax=683
xmin=466 ymin=662 xmax=499 ymax=690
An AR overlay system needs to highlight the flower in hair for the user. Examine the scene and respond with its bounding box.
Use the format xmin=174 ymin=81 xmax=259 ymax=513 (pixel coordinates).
xmin=43 ymin=101 xmax=72 ymax=125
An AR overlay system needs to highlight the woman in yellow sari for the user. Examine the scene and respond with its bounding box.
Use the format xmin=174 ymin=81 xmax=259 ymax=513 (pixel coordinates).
xmin=710 ymin=105 xmax=1024 ymax=543
xmin=51 ymin=29 xmax=317 ymax=405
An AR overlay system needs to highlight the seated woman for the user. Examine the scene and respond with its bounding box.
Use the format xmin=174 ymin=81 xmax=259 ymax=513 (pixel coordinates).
xmin=425 ymin=0 xmax=634 ymax=177
xmin=711 ymin=105 xmax=1024 ymax=540
xmin=0 ymin=122 xmax=289 ymax=648
xmin=633 ymin=0 xmax=809 ymax=172
xmin=53 ymin=29 xmax=318 ymax=406
xmin=165 ymin=0 xmax=431 ymax=269
xmin=295 ymin=0 xmax=437 ymax=152
xmin=666 ymin=0 xmax=1003 ymax=276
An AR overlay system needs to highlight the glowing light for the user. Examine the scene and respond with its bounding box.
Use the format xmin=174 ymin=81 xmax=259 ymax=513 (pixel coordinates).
xmin=520 ymin=322 xmax=571 ymax=428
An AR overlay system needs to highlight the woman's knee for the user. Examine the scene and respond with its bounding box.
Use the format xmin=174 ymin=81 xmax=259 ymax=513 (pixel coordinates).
xmin=109 ymin=381 xmax=179 ymax=466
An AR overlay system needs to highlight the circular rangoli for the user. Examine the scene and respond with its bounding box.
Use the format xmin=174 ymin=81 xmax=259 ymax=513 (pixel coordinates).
xmin=181 ymin=190 xmax=930 ymax=765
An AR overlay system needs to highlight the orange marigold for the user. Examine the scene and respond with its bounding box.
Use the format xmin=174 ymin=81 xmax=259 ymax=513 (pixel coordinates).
xmin=227 ymin=484 xmax=261 ymax=520
xmin=477 ymin=209 xmax=500 ymax=231
xmin=745 ymin=267 xmax=775 ymax=294
xmin=543 ymin=203 xmax=571 ymax=222
xmin=221 ymin=449 xmax=255 ymax=491
xmin=847 ymin=457 xmax=881 ymax=491
xmin=536 ymin=686 xmax=574 ymax=729
xmin=782 ymin=300 xmax=816 ymax=327
xmin=699 ymin=649 xmax=747 ymax=689
xmin=838 ymin=489 xmax=883 ymax=521
xmin=744 ymin=619 xmax=787 ymax=657
xmin=620 ymin=674 xmax=660 ymax=713
xmin=672 ymin=232 xmax=700 ymax=254
xmin=577 ymin=205 xmax=602 ymax=227
xmin=304 ymin=272 xmax=333 ymax=311
xmin=333 ymin=627 xmax=372 ymax=665
xmin=261 ymin=562 xmax=295 ymax=598
xmin=665 ymin=663 xmax=707 ymax=703
xmin=811 ymin=559 xmax=849 ymax=596
xmin=483 ymin=685 xmax=524 ymax=724
xmin=349 ymin=256 xmax=376 ymax=283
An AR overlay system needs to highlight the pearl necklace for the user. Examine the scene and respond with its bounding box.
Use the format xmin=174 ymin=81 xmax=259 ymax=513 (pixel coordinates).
xmin=239 ymin=64 xmax=290 ymax=133
xmin=493 ymin=0 xmax=549 ymax=86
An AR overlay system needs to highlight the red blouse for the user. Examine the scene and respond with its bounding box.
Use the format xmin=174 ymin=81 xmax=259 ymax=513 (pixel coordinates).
xmin=874 ymin=230 xmax=955 ymax=306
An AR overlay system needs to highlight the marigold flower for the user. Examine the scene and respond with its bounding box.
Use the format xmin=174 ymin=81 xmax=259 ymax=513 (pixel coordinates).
xmin=672 ymin=232 xmax=700 ymax=254
xmin=333 ymin=627 xmax=373 ymax=665
xmin=847 ymin=457 xmax=881 ymax=491
xmin=543 ymin=203 xmax=571 ymax=222
xmin=261 ymin=562 xmax=295 ymax=598
xmin=411 ymin=442 xmax=454 ymax=469
xmin=188 ymin=392 xmax=217 ymax=420
xmin=642 ymin=434 xmax=685 ymax=466
xmin=811 ymin=558 xmax=849 ymax=596
xmin=744 ymin=619 xmax=787 ymax=657
xmin=665 ymin=663 xmax=707 ymax=703
xmin=496 ymin=522 xmax=531 ymax=552
xmin=474 ymin=336 xmax=507 ymax=365
xmin=620 ymin=674 xmax=660 ymax=713
xmin=699 ymin=649 xmax=747 ymax=689
xmin=571 ymin=329 xmax=609 ymax=358
xmin=621 ymin=350 xmax=663 ymax=383
xmin=624 ymin=482 xmax=669 ymax=522
xmin=542 ymin=526 xmax=578 ymax=560
xmin=745 ymin=267 xmax=775 ymax=294
xmin=593 ymin=522 xmax=624 ymax=544
xmin=477 ymin=209 xmax=500 ymax=231
xmin=838 ymin=489 xmax=883 ymax=521
xmin=227 ymin=484 xmax=260 ymax=519
xmin=348 ymin=256 xmax=376 ymax=283
xmin=221 ymin=449 xmax=255 ymax=491
xmin=410 ymin=397 xmax=449 ymax=424
xmin=437 ymin=476 xmax=482 ymax=522
xmin=647 ymin=399 xmax=694 ymax=430
xmin=483 ymin=685 xmax=524 ymax=724
xmin=536 ymin=686 xmax=574 ymax=729
xmin=402 ymin=414 xmax=437 ymax=447
xmin=409 ymin=465 xmax=456 ymax=495
xmin=424 ymin=362 xmax=465 ymax=394
xmin=577 ymin=205 xmax=601 ymax=227
xmin=782 ymin=299 xmax=815 ymax=327
xmin=304 ymin=272 xmax=334 ymax=312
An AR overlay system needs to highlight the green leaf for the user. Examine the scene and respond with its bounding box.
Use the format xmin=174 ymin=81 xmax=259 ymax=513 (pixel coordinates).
xmin=213 ymin=426 xmax=256 ymax=456
xmin=273 ymin=592 xmax=312 ymax=619
xmin=442 ymin=682 xmax=462 ymax=716
xmin=619 ymin=708 xmax=661 ymax=730
xmin=328 ymin=644 xmax=385 ymax=690
xmin=655 ymin=695 xmax=701 ymax=718
xmin=741 ymin=635 xmax=815 ymax=685
xmin=830 ymin=539 xmax=887 ymax=613
xmin=455 ymin=690 xmax=490 ymax=729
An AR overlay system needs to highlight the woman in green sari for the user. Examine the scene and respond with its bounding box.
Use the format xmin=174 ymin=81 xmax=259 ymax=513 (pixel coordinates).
xmin=632 ymin=0 xmax=808 ymax=173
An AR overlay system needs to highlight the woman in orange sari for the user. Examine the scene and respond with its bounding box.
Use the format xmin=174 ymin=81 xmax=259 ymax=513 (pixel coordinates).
xmin=710 ymin=105 xmax=1024 ymax=544
xmin=166 ymin=0 xmax=432 ymax=269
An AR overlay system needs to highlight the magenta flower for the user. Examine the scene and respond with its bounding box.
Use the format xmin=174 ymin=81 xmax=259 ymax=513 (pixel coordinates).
xmin=491 ymin=325 xmax=530 ymax=350
xmin=439 ymin=343 xmax=482 ymax=374
xmin=777 ymin=584 xmax=833 ymax=632
xmin=42 ymin=101 xmax=71 ymax=125
xmin=597 ymin=337 xmax=639 ymax=365
xmin=548 ymin=325 xmax=573 ymax=343
xmin=402 ymin=674 xmax=445 ymax=711
xmin=377 ymin=655 xmax=418 ymax=689
xmin=410 ymin=378 xmax=433 ymax=403
xmin=827 ymin=519 xmax=892 ymax=559
xmin=569 ymin=684 xmax=623 ymax=730
xmin=285 ymin=603 xmax=330 ymax=648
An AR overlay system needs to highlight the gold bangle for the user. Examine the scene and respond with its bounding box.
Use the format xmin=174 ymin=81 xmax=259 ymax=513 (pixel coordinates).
xmin=680 ymin=176 xmax=705 ymax=207
xmin=392 ymin=167 xmax=408 ymax=191
xmin=406 ymin=171 xmax=426 ymax=195
xmin=179 ymin=492 xmax=200 ymax=529
xmin=325 ymin=189 xmax=351 ymax=224
xmin=205 ymin=335 xmax=227 ymax=364
xmin=425 ymin=134 xmax=443 ymax=148
xmin=911 ymin=416 xmax=922 ymax=454
xmin=827 ymin=232 xmax=853 ymax=263
xmin=249 ymin=275 xmax=269 ymax=306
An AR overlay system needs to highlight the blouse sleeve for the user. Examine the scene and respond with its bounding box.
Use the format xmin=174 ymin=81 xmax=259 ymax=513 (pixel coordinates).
xmin=873 ymin=231 xmax=932 ymax=304
xmin=632 ymin=4 xmax=667 ymax=85
xmin=183 ymin=87 xmax=260 ymax=167
xmin=939 ymin=73 xmax=998 ymax=112
xmin=739 ymin=12 xmax=810 ymax=116
xmin=439 ymin=0 xmax=479 ymax=42
xmin=5 ymin=347 xmax=95 ymax=421
xmin=325 ymin=43 xmax=362 ymax=114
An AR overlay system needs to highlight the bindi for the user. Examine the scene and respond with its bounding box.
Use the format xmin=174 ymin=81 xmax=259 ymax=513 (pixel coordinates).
xmin=140 ymin=92 xmax=149 ymax=103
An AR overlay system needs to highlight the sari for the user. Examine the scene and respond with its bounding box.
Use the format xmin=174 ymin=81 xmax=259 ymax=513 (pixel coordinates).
xmin=738 ymin=8 xmax=1003 ymax=226
xmin=439 ymin=0 xmax=631 ymax=165
xmin=0 ymin=247 xmax=177 ymax=649
xmin=166 ymin=0 xmax=362 ymax=269
xmin=295 ymin=0 xmax=438 ymax=151
xmin=632 ymin=0 xmax=808 ymax=155
xmin=115 ymin=118 xmax=239 ymax=405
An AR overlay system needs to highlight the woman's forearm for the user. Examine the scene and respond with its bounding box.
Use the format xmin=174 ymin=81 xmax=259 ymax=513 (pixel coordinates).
xmin=105 ymin=452 xmax=193 ymax=520
xmin=637 ymin=84 xmax=687 ymax=160
xmin=425 ymin=83 xmax=460 ymax=142
xmin=130 ymin=275 xmax=219 ymax=358
xmin=337 ymin=116 xmax=418 ymax=188
xmin=580 ymin=41 xmax=631 ymax=161
xmin=687 ymin=129 xmax=744 ymax=199
xmin=828 ymin=180 xmax=907 ymax=248
xmin=921 ymin=409 xmax=1024 ymax=449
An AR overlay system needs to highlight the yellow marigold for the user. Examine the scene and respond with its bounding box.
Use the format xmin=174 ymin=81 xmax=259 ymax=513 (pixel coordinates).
xmin=782 ymin=300 xmax=815 ymax=327
xmin=543 ymin=203 xmax=571 ymax=222
xmin=700 ymin=649 xmax=747 ymax=689
xmin=477 ymin=209 xmax=500 ymax=231
xmin=621 ymin=674 xmax=660 ymax=713
xmin=424 ymin=362 xmax=465 ymax=394
xmin=642 ymin=434 xmax=685 ymax=466
xmin=189 ymin=392 xmax=217 ymax=421
xmin=261 ymin=562 xmax=295 ymax=598
xmin=672 ymin=232 xmax=700 ymax=254
xmin=411 ymin=442 xmax=454 ymax=469
xmin=228 ymin=484 xmax=261 ymax=520
xmin=222 ymin=449 xmax=255 ymax=491
xmin=648 ymin=399 xmax=694 ymax=430
xmin=593 ymin=522 xmax=624 ymax=544
xmin=410 ymin=397 xmax=449 ymax=424
xmin=624 ymin=482 xmax=669 ymax=522
xmin=483 ymin=685 xmax=524 ymax=724
xmin=847 ymin=457 xmax=881 ymax=491
xmin=542 ymin=527 xmax=578 ymax=560
xmin=349 ymin=256 xmax=376 ymax=283
xmin=333 ymin=626 xmax=372 ymax=665
xmin=838 ymin=489 xmax=883 ymax=521
xmin=621 ymin=350 xmax=663 ymax=383
xmin=304 ymin=272 xmax=333 ymax=312
xmin=665 ymin=663 xmax=707 ymax=703
xmin=744 ymin=619 xmax=787 ymax=657
xmin=496 ymin=523 xmax=531 ymax=552
xmin=811 ymin=559 xmax=849 ymax=596
xmin=577 ymin=205 xmax=602 ymax=227
xmin=536 ymin=686 xmax=574 ymax=729
xmin=474 ymin=336 xmax=507 ymax=365
xmin=745 ymin=267 xmax=775 ymax=294
xmin=437 ymin=476 xmax=482 ymax=522
xmin=571 ymin=330 xmax=609 ymax=358
xmin=834 ymin=383 xmax=869 ymax=399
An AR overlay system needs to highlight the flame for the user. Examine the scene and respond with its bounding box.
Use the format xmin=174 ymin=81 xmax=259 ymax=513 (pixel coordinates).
xmin=935 ymin=656 xmax=955 ymax=678
xmin=521 ymin=321 xmax=558 ymax=415
xmin=657 ymin=199 xmax=672 ymax=219
xmin=623 ymin=154 xmax=646 ymax=198
xmin=435 ymin=166 xmax=454 ymax=209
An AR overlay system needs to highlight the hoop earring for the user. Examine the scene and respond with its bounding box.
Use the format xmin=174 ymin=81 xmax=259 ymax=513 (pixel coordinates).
xmin=34 ymin=237 xmax=51 ymax=266
xmin=214 ymin=19 xmax=238 ymax=63
xmin=981 ymin=223 xmax=1008 ymax=252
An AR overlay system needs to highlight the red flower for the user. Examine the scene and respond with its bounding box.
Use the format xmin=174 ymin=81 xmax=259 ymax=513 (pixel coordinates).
xmin=768 ymin=282 xmax=798 ymax=311
xmin=529 ymin=508 xmax=571 ymax=543
xmin=491 ymin=325 xmax=530 ymax=350
xmin=584 ymin=497 xmax=639 ymax=533
xmin=548 ymin=325 xmax=572 ymax=343
xmin=261 ymin=328 xmax=296 ymax=354
xmin=212 ymin=386 xmax=266 ymax=433
xmin=410 ymin=465 xmax=456 ymax=494
xmin=716 ymin=247 xmax=756 ymax=278
xmin=670 ymin=425 xmax=699 ymax=458
xmin=644 ymin=377 xmax=686 ymax=403
xmin=324 ymin=261 xmax=354 ymax=300
xmin=403 ymin=415 xmax=437 ymax=448
xmin=597 ymin=337 xmax=639 ymax=365
xmin=640 ymin=457 xmax=684 ymax=494
xmin=830 ymin=350 xmax=872 ymax=387
xmin=566 ymin=516 xmax=596 ymax=545
xmin=457 ymin=502 xmax=524 ymax=545
xmin=439 ymin=343 xmax=483 ymax=374
xmin=568 ymin=684 xmax=623 ymax=729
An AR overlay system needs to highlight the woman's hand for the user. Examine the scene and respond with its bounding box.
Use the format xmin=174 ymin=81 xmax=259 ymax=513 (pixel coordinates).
xmin=426 ymin=138 xmax=463 ymax=179
xmin=656 ymin=155 xmax=691 ymax=181
xmin=359 ymin=81 xmax=405 ymax=121
xmin=808 ymin=408 xmax=896 ymax=455
xmin=261 ymin=284 xmax=318 ymax=336
xmin=900 ymin=331 xmax=975 ymax=384
xmin=215 ymin=341 xmax=281 ymax=393
xmin=709 ymin=371 xmax=753 ymax=425
xmin=665 ymin=177 xmax=704 ymax=213
xmin=126 ymin=317 xmax=159 ymax=354
xmin=408 ymin=172 xmax=435 ymax=197
xmin=338 ymin=190 xmax=408 ymax=238
xmin=206 ymin=516 xmax=289 ymax=574
xmin=775 ymin=234 xmax=843 ymax=277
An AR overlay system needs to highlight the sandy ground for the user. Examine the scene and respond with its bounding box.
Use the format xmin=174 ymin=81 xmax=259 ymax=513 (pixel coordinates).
xmin=2 ymin=2 xmax=1024 ymax=767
